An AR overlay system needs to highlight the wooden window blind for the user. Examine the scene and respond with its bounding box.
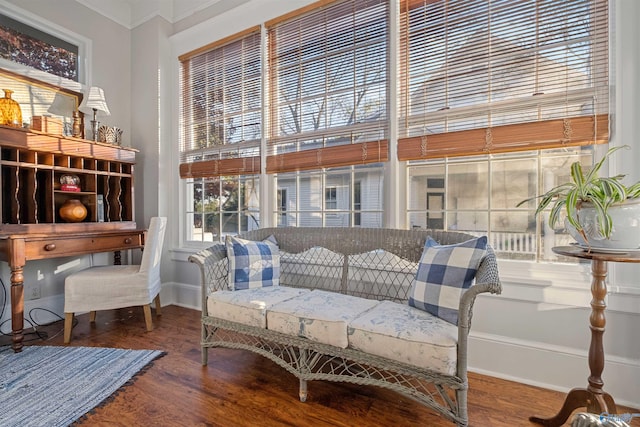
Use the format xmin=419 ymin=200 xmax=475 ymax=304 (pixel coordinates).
xmin=398 ymin=0 xmax=609 ymax=161
xmin=266 ymin=0 xmax=390 ymax=174
xmin=179 ymin=28 xmax=262 ymax=178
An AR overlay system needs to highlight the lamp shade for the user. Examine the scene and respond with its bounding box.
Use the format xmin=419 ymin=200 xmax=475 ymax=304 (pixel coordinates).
xmin=78 ymin=86 xmax=110 ymax=116
xmin=47 ymin=91 xmax=75 ymax=117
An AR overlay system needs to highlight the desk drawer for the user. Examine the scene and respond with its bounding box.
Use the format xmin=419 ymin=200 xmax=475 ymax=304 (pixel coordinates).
xmin=26 ymin=233 xmax=143 ymax=259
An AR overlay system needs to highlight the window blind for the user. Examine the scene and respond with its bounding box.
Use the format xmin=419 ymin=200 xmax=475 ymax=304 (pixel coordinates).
xmin=266 ymin=0 xmax=390 ymax=173
xmin=398 ymin=0 xmax=609 ymax=161
xmin=179 ymin=27 xmax=262 ymax=178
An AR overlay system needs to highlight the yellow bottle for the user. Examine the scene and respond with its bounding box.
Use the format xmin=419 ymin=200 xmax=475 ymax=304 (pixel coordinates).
xmin=0 ymin=89 xmax=22 ymax=127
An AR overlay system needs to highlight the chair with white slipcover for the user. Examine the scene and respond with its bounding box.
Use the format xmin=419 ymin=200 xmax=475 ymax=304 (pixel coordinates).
xmin=63 ymin=217 xmax=167 ymax=343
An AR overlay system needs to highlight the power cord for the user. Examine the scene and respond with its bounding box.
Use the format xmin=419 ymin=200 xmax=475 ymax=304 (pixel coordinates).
xmin=0 ymin=276 xmax=74 ymax=348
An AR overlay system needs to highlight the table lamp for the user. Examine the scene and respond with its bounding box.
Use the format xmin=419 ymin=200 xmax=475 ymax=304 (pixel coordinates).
xmin=78 ymin=86 xmax=110 ymax=141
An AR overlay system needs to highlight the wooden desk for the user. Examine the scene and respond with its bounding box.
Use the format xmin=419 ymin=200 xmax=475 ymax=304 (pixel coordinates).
xmin=530 ymin=245 xmax=640 ymax=426
xmin=0 ymin=226 xmax=145 ymax=352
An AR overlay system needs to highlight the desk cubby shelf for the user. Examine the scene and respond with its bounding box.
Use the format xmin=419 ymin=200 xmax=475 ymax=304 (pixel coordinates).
xmin=0 ymin=125 xmax=137 ymax=228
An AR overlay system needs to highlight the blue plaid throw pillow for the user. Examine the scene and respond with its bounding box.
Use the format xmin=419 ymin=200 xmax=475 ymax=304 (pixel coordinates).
xmin=226 ymin=235 xmax=280 ymax=290
xmin=408 ymin=236 xmax=487 ymax=325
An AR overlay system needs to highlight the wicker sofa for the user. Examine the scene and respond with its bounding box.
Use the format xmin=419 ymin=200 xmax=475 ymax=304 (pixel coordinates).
xmin=189 ymin=227 xmax=501 ymax=426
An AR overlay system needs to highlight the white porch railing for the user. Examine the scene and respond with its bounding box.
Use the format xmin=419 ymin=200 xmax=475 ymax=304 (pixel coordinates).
xmin=490 ymin=232 xmax=537 ymax=254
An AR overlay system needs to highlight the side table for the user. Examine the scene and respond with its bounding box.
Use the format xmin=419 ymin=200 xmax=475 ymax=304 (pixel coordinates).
xmin=529 ymin=245 xmax=640 ymax=426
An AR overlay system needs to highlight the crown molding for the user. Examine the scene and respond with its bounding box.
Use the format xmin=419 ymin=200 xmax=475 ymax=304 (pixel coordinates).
xmin=74 ymin=0 xmax=222 ymax=29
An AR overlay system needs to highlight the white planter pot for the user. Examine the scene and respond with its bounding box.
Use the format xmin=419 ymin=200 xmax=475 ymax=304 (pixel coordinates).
xmin=565 ymin=198 xmax=640 ymax=250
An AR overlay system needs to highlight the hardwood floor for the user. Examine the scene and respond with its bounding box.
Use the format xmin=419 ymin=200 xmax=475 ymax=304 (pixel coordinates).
xmin=23 ymin=305 xmax=639 ymax=426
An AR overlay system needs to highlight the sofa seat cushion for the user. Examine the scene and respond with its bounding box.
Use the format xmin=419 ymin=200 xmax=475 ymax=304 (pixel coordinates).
xmin=267 ymin=290 xmax=380 ymax=348
xmin=348 ymin=300 xmax=458 ymax=375
xmin=208 ymin=286 xmax=310 ymax=329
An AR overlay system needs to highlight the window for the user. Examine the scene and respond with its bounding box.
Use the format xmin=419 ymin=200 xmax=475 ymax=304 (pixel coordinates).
xmin=325 ymin=187 xmax=337 ymax=210
xmin=179 ymin=28 xmax=263 ymax=243
xmin=277 ymin=189 xmax=287 ymax=226
xmin=274 ymin=164 xmax=384 ymax=228
xmin=266 ymin=0 xmax=390 ymax=173
xmin=179 ymin=0 xmax=611 ymax=263
xmin=354 ymin=181 xmax=362 ymax=226
xmin=179 ymin=28 xmax=262 ymax=179
xmin=186 ymin=175 xmax=260 ymax=243
xmin=402 ymin=0 xmax=609 ymax=262
xmin=398 ymin=0 xmax=609 ymax=158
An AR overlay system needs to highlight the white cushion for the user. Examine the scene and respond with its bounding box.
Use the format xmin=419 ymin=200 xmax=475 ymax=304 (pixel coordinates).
xmin=208 ymin=286 xmax=309 ymax=329
xmin=267 ymin=290 xmax=379 ymax=348
xmin=348 ymin=300 xmax=458 ymax=375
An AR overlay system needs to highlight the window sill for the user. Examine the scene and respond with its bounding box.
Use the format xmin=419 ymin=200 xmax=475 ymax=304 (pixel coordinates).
xmin=494 ymin=259 xmax=640 ymax=313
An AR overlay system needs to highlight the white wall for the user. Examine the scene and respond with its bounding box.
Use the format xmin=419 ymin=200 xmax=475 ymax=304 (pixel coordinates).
xmin=1 ymin=0 xmax=638 ymax=410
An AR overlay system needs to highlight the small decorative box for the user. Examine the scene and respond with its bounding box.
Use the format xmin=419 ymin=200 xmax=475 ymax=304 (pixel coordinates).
xmin=61 ymin=184 xmax=81 ymax=192
xmin=60 ymin=174 xmax=81 ymax=192
xmin=32 ymin=115 xmax=64 ymax=135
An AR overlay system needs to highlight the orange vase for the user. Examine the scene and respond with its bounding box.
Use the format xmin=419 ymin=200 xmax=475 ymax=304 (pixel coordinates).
xmin=0 ymin=89 xmax=22 ymax=127
xmin=59 ymin=199 xmax=88 ymax=222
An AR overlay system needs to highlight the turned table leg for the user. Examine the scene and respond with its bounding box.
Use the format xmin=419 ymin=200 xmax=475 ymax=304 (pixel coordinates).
xmin=585 ymin=259 xmax=616 ymax=414
xmin=10 ymin=265 xmax=25 ymax=352
xmin=530 ymin=258 xmax=616 ymax=426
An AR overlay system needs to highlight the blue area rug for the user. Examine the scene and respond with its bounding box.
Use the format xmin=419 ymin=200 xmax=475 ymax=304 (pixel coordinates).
xmin=0 ymin=345 xmax=165 ymax=426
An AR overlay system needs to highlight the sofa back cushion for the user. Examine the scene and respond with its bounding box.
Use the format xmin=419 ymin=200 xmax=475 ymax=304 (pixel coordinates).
xmin=408 ymin=236 xmax=487 ymax=325
xmin=226 ymin=235 xmax=280 ymax=290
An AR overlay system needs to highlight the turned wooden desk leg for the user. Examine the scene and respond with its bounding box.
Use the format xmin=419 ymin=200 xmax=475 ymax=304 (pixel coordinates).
xmin=530 ymin=259 xmax=616 ymax=426
xmin=10 ymin=265 xmax=25 ymax=353
xmin=114 ymin=250 xmax=122 ymax=265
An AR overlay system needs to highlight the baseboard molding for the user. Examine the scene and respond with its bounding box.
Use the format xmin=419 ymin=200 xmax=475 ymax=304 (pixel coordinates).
xmin=165 ymin=281 xmax=201 ymax=310
xmin=468 ymin=332 xmax=640 ymax=410
xmin=0 ymin=294 xmax=65 ymax=336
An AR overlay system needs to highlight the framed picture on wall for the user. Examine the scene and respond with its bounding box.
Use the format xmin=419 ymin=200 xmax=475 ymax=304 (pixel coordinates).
xmin=0 ymin=11 xmax=79 ymax=82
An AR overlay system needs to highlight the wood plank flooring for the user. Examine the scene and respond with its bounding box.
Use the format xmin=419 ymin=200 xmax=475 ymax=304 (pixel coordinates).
xmin=23 ymin=305 xmax=639 ymax=426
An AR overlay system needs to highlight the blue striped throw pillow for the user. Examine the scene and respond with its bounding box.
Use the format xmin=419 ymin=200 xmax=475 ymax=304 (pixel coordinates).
xmin=226 ymin=235 xmax=280 ymax=291
xmin=408 ymin=236 xmax=487 ymax=325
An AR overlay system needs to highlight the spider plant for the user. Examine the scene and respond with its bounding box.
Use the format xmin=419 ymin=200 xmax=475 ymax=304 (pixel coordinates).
xmin=517 ymin=145 xmax=640 ymax=244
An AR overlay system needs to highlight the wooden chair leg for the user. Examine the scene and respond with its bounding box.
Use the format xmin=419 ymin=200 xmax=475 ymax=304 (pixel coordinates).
xmin=89 ymin=311 xmax=97 ymax=323
xmin=154 ymin=294 xmax=162 ymax=316
xmin=64 ymin=313 xmax=74 ymax=344
xmin=143 ymin=304 xmax=153 ymax=331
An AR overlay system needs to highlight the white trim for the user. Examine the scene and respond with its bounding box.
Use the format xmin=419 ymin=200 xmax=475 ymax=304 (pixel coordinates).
xmin=0 ymin=294 xmax=65 ymax=335
xmin=496 ymin=259 xmax=640 ymax=313
xmin=170 ymin=247 xmax=201 ymax=263
xmin=168 ymin=281 xmax=201 ymax=310
xmin=468 ymin=331 xmax=640 ymax=410
xmin=75 ymin=0 xmax=132 ymax=30
xmin=0 ymin=0 xmax=91 ymax=87
xmin=172 ymin=0 xmax=223 ymax=23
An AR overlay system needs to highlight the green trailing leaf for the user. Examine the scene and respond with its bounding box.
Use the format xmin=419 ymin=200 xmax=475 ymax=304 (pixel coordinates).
xmin=627 ymin=182 xmax=640 ymax=198
xmin=517 ymin=145 xmax=639 ymax=244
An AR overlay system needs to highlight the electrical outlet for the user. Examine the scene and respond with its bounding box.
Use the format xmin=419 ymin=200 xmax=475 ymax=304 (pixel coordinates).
xmin=28 ymin=284 xmax=41 ymax=300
